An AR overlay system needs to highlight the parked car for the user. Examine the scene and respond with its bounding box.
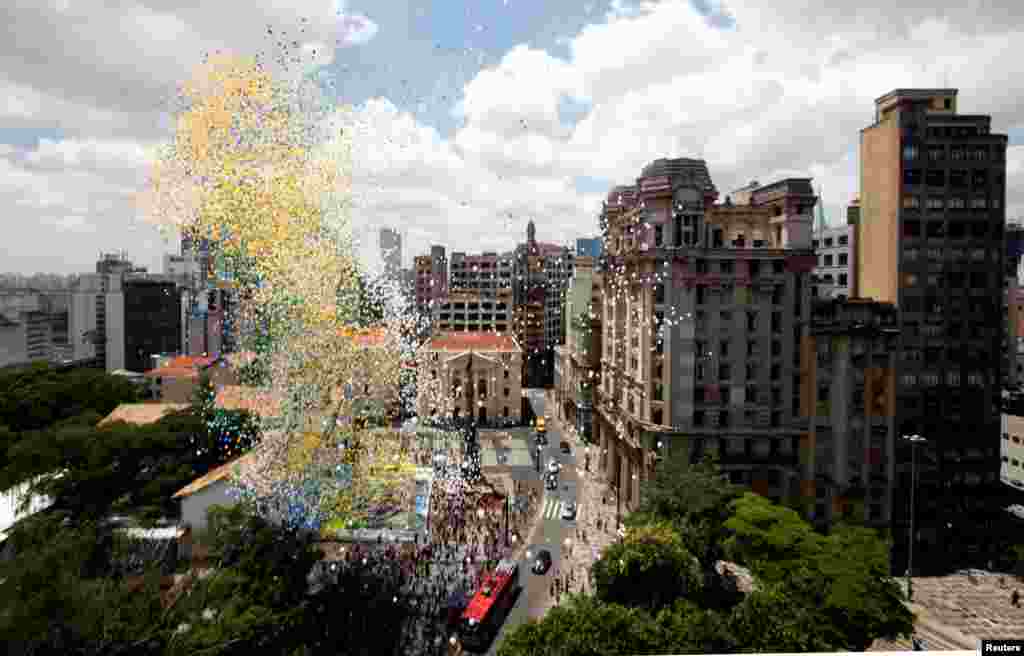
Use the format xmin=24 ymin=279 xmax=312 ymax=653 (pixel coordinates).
xmin=547 ymin=461 xmax=561 ymax=474
xmin=559 ymin=441 xmax=571 ymax=455
xmin=561 ymin=501 xmax=577 ymax=521
xmin=545 ymin=474 xmax=558 ymax=491
xmin=532 ymin=549 xmax=552 ymax=574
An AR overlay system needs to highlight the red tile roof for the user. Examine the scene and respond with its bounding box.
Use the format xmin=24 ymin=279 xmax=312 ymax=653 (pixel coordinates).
xmin=426 ymin=333 xmax=520 ymax=353
xmin=144 ymin=354 xmax=219 ymax=379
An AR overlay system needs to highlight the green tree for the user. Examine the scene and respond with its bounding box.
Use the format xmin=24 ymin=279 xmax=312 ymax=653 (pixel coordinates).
xmin=590 ymin=522 xmax=702 ymax=611
xmin=723 ymin=493 xmax=914 ymax=650
xmin=496 ymin=595 xmax=666 ymax=656
xmin=654 ymin=599 xmax=735 ymax=654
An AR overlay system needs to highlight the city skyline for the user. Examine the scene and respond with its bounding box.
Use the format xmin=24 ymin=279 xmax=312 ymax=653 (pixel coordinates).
xmin=3 ymin=1 xmax=1022 ymax=275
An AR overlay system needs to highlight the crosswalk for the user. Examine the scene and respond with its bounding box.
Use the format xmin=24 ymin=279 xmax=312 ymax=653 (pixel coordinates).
xmin=542 ymin=497 xmax=564 ymax=520
xmin=541 ymin=497 xmax=581 ymax=521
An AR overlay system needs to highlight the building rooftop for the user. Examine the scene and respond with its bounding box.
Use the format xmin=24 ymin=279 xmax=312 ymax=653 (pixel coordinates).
xmin=424 ymin=333 xmax=521 ymax=353
xmin=98 ymin=402 xmax=190 ymax=427
xmin=172 ymin=450 xmax=262 ymax=499
xmin=875 ymin=88 xmax=958 ymax=105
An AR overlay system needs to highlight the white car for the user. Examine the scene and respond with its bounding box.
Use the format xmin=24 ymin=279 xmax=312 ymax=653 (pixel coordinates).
xmin=547 ymin=461 xmax=561 ymax=474
xmin=561 ymin=502 xmax=577 ymax=520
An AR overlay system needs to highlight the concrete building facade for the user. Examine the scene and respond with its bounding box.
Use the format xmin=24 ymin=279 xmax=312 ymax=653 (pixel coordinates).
xmin=812 ymin=224 xmax=853 ymax=299
xmin=433 ymin=291 xmax=513 ymax=334
xmin=800 ymin=297 xmax=900 ymax=528
xmin=595 ymin=158 xmax=816 ymax=511
xmin=415 ymin=246 xmax=448 ymax=315
xmin=858 ymin=88 xmax=1008 ymax=569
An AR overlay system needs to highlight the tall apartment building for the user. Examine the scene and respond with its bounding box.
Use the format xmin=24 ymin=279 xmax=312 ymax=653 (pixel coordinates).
xmin=433 ymin=291 xmax=513 ymax=334
xmin=514 ymin=220 xmax=573 ymax=386
xmin=801 ymin=297 xmax=899 ymax=528
xmin=596 ymin=158 xmax=816 ymax=509
xmin=380 ymin=227 xmax=402 ymax=280
xmin=106 ymin=275 xmax=182 ymax=373
xmin=859 ymin=88 xmax=1008 ymax=570
xmin=70 ymin=254 xmax=183 ymax=372
xmin=415 ymin=246 xmax=448 ymax=315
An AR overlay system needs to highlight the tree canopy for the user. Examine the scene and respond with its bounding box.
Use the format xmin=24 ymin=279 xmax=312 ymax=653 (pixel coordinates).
xmin=498 ymin=449 xmax=914 ymax=655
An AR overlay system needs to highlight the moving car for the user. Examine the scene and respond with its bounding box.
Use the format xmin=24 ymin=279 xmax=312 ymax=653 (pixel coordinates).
xmin=559 ymin=441 xmax=571 ymax=455
xmin=545 ymin=473 xmax=558 ymax=491
xmin=547 ymin=460 xmax=561 ymax=474
xmin=561 ymin=501 xmax=577 ymax=521
xmin=532 ymin=549 xmax=552 ymax=575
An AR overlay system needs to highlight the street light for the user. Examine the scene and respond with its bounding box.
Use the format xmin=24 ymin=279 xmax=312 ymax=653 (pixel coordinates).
xmin=903 ymin=433 xmax=928 ymax=602
xmin=536 ymin=444 xmax=543 ymax=474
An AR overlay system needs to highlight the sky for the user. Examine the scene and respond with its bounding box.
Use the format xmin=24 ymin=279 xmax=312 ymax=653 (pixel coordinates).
xmin=1 ymin=0 xmax=1023 ymax=276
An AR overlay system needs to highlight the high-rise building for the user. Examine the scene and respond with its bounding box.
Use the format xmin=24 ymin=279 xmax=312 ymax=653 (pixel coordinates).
xmin=858 ymin=88 xmax=1008 ymax=569
xmin=415 ymin=245 xmax=448 ymax=316
xmin=513 ymin=221 xmax=572 ymax=386
xmin=801 ymin=297 xmax=900 ymax=528
xmin=106 ymin=275 xmax=182 ymax=373
xmin=380 ymin=227 xmax=402 ymax=280
xmin=596 ymin=158 xmax=816 ymax=511
xmin=449 ymin=252 xmax=514 ymax=297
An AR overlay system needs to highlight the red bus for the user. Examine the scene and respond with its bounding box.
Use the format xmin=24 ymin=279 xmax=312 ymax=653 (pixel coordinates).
xmin=458 ymin=559 xmax=520 ymax=651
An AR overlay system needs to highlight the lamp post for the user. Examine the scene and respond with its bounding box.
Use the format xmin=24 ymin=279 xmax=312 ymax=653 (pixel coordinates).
xmin=536 ymin=444 xmax=542 ymax=474
xmin=903 ymin=433 xmax=927 ymax=602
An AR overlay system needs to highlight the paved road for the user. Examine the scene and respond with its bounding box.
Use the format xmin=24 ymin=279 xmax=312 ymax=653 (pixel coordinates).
xmin=481 ymin=389 xmax=581 ymax=655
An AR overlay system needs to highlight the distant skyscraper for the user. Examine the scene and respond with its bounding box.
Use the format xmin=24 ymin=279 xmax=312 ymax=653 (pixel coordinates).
xmin=380 ymin=227 xmax=402 ymax=279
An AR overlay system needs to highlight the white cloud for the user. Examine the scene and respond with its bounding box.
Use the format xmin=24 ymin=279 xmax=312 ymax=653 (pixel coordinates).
xmin=5 ymin=0 xmax=1024 ymax=275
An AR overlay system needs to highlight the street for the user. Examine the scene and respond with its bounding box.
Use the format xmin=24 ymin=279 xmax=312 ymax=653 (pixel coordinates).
xmin=483 ymin=388 xmax=580 ymax=655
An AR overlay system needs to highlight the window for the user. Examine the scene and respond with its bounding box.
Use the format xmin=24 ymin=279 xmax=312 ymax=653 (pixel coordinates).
xmin=824 ymin=254 xmax=834 ymax=266
xmin=694 ymin=410 xmax=705 ymax=426
xmin=838 ymin=273 xmax=848 ymax=286
xmin=926 ymin=221 xmax=945 ymax=238
xmin=812 ymin=239 xmax=819 ymax=248
xmin=972 ymin=147 xmax=989 ymax=161
xmin=504 ymin=369 xmax=509 ymax=379
xmin=838 ymin=253 xmax=848 ymax=266
xmin=949 ymin=169 xmax=968 ymax=189
xmin=746 ymin=386 xmax=758 ymax=403
xmin=970 ymin=197 xmax=988 ymax=209
xmin=902 ymin=144 xmax=919 ymax=161
xmin=972 ymin=169 xmax=988 ymax=187
xmin=926 ymin=196 xmax=944 ymax=210
xmin=926 ymin=169 xmax=945 ymax=187
xmin=771 ymin=341 xmax=782 ymax=357
xmin=503 ymin=387 xmax=510 ymax=397
xmin=951 ymin=147 xmax=966 ymax=161
xmin=720 ymin=339 xmax=730 ymax=356
xmin=721 ymin=260 xmax=734 ymax=274
xmin=718 ymin=410 xmax=729 ymax=427
xmin=838 ymin=235 xmax=848 ymax=246
xmin=654 ymin=283 xmax=665 ymax=305
xmin=503 ymin=406 xmax=509 ymax=417
xmin=903 ymin=195 xmax=920 ymax=209
xmin=771 ymin=363 xmax=781 ymax=381
xmin=719 ymin=363 xmax=732 ymax=381
xmin=928 ymin=146 xmax=945 ymax=161
xmin=948 ymin=197 xmax=966 ymax=209
xmin=824 ymin=237 xmax=834 ymax=248
xmin=903 ymin=220 xmax=921 ymax=238
xmin=654 ymin=225 xmax=664 ymax=247
xmin=903 ymin=169 xmax=922 ymax=185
